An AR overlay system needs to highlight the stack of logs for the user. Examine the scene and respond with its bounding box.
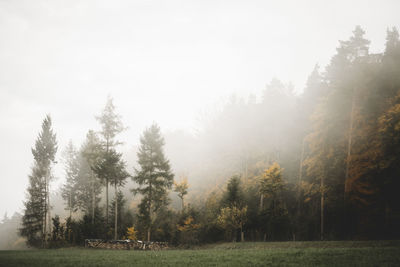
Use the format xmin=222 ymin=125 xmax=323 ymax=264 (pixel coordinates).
xmin=85 ymin=239 xmax=169 ymax=250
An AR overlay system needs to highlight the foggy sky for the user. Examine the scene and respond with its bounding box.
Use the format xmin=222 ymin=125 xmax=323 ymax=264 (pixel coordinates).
xmin=0 ymin=0 xmax=399 ymax=217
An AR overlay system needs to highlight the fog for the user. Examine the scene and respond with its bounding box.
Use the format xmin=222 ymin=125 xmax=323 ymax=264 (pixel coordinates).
xmin=0 ymin=0 xmax=399 ymax=233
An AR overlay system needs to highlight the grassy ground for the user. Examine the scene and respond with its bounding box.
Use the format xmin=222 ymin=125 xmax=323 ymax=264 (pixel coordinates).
xmin=0 ymin=241 xmax=399 ymax=267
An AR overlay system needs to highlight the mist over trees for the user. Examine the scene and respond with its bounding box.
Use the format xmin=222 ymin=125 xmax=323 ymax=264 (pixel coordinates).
xmin=14 ymin=26 xmax=400 ymax=248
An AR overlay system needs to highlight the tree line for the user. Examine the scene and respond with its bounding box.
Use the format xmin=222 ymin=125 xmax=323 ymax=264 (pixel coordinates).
xmin=20 ymin=99 xmax=174 ymax=247
xmin=19 ymin=26 xmax=400 ymax=247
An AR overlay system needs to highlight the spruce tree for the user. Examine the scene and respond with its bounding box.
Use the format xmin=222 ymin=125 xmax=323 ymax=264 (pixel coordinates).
xmin=223 ymin=175 xmax=243 ymax=208
xmin=61 ymin=141 xmax=79 ymax=219
xmin=132 ymin=123 xmax=174 ymax=241
xmin=93 ymin=149 xmax=129 ymax=239
xmin=96 ymin=97 xmax=124 ymax=225
xmin=79 ymin=130 xmax=103 ymax=223
xmin=20 ymin=115 xmax=57 ymax=247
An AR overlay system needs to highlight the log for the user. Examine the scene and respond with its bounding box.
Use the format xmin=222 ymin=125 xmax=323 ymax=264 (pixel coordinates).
xmin=84 ymin=239 xmax=169 ymax=250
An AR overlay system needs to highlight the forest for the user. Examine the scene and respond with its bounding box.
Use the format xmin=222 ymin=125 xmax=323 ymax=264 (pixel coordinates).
xmin=12 ymin=25 xmax=400 ymax=248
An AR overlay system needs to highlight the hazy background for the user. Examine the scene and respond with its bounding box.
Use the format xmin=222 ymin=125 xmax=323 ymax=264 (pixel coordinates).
xmin=0 ymin=0 xmax=399 ymax=217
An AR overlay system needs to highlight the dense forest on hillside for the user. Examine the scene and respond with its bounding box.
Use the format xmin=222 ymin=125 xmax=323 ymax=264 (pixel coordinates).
xmin=9 ymin=26 xmax=400 ymax=248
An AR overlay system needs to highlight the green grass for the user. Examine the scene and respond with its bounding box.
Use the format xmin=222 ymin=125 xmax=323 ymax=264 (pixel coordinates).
xmin=0 ymin=241 xmax=399 ymax=267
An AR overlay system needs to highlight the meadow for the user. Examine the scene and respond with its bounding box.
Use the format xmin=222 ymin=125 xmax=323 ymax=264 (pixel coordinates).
xmin=0 ymin=241 xmax=399 ymax=267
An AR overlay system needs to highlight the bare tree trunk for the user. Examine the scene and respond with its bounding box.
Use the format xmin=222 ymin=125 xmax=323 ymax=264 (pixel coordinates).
xmin=259 ymin=153 xmax=268 ymax=240
xmin=240 ymin=225 xmax=244 ymax=242
xmin=147 ymin=151 xmax=153 ymax=242
xmin=298 ymin=138 xmax=306 ymax=183
xmin=181 ymin=197 xmax=184 ymax=211
xmin=148 ymin=178 xmax=152 ymax=242
xmin=91 ymin=171 xmax=95 ymax=224
xmin=106 ymin=139 xmax=109 ymax=225
xmin=244 ymin=152 xmax=248 ymax=179
xmin=106 ymin=178 xmax=109 ymax=225
xmin=296 ymin=137 xmax=306 ymax=240
xmin=343 ymin=89 xmax=356 ymax=239
xmin=43 ymin=174 xmax=47 ymax=248
xmin=114 ymin=184 xmax=118 ymax=240
xmin=47 ymin=181 xmax=51 ymax=239
xmin=147 ymin=198 xmax=151 ymax=242
xmin=344 ymin=92 xmax=356 ymax=199
xmin=321 ymin=174 xmax=325 ymax=241
xmin=69 ymin=191 xmax=72 ymax=218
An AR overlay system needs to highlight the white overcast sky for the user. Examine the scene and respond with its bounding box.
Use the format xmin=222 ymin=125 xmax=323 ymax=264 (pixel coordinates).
xmin=0 ymin=0 xmax=399 ymax=217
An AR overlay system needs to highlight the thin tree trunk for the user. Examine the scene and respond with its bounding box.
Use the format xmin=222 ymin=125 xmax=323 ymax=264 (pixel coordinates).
xmin=43 ymin=173 xmax=47 ymax=248
xmin=343 ymin=89 xmax=356 ymax=239
xmin=345 ymin=91 xmax=356 ymax=198
xmin=240 ymin=225 xmax=244 ymax=242
xmin=181 ymin=197 xmax=184 ymax=211
xmin=321 ymin=174 xmax=325 ymax=241
xmin=299 ymin=138 xmax=306 ymax=183
xmin=259 ymin=154 xmax=269 ymax=240
xmin=106 ymin=178 xmax=109 ymax=225
xmin=69 ymin=191 xmax=72 ymax=218
xmin=244 ymin=152 xmax=248 ymax=179
xmin=106 ymin=139 xmax=109 ymax=225
xmin=68 ymin=192 xmax=71 ymax=242
xmin=91 ymin=170 xmax=95 ymax=224
xmin=47 ymin=181 xmax=51 ymax=239
xmin=147 ymin=195 xmax=152 ymax=241
xmin=296 ymin=137 xmax=306 ymax=239
xmin=147 ymin=194 xmax=151 ymax=242
xmin=114 ymin=183 xmax=118 ymax=240
xmin=147 ymin=164 xmax=152 ymax=242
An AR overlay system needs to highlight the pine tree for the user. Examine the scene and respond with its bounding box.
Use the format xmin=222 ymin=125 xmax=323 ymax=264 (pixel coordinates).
xmin=79 ymin=130 xmax=103 ymax=223
xmin=221 ymin=175 xmax=246 ymax=241
xmin=96 ymin=97 xmax=124 ymax=225
xmin=20 ymin=165 xmax=46 ymax=247
xmin=132 ymin=123 xmax=174 ymax=241
xmin=295 ymin=65 xmax=327 ymax=239
xmin=61 ymin=141 xmax=79 ymax=219
xmin=93 ymin=149 xmax=129 ymax=239
xmin=223 ymin=175 xmax=243 ymax=208
xmin=20 ymin=115 xmax=57 ymax=247
xmin=304 ymin=26 xmax=373 ymax=239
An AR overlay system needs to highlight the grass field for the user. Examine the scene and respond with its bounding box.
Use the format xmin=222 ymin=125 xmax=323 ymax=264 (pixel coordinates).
xmin=0 ymin=241 xmax=399 ymax=267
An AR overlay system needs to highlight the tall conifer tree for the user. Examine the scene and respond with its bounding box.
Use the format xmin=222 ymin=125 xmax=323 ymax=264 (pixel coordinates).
xmin=93 ymin=149 xmax=129 ymax=239
xmin=79 ymin=130 xmax=103 ymax=223
xmin=61 ymin=141 xmax=79 ymax=219
xmin=96 ymin=97 xmax=124 ymax=224
xmin=132 ymin=123 xmax=174 ymax=241
xmin=20 ymin=115 xmax=57 ymax=247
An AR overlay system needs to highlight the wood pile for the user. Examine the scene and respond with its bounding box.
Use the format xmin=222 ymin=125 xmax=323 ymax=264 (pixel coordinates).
xmin=85 ymin=239 xmax=168 ymax=250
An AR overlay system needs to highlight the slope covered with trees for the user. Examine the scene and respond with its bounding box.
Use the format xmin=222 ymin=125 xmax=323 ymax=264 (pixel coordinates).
xmin=19 ymin=26 xmax=400 ymax=248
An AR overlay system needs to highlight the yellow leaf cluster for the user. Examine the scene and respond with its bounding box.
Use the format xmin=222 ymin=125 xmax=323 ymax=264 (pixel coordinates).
xmin=177 ymin=216 xmax=200 ymax=232
xmin=126 ymin=226 xmax=137 ymax=240
xmin=174 ymin=176 xmax=189 ymax=199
